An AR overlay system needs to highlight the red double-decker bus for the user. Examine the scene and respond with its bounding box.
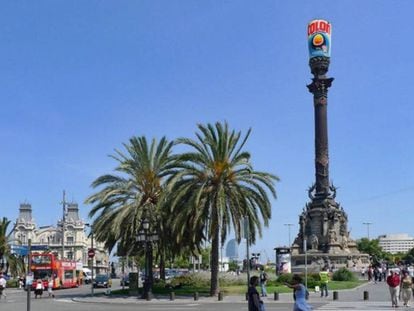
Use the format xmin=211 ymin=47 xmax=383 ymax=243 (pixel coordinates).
xmin=30 ymin=253 xmax=78 ymax=289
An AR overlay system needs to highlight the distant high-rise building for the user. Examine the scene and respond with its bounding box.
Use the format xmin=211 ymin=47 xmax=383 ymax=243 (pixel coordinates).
xmin=378 ymin=233 xmax=414 ymax=254
xmin=226 ymin=239 xmax=239 ymax=261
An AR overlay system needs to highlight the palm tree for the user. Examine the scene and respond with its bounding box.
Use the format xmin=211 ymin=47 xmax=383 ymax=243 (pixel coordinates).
xmin=167 ymin=122 xmax=279 ymax=296
xmin=0 ymin=217 xmax=25 ymax=276
xmin=85 ymin=136 xmax=178 ymax=294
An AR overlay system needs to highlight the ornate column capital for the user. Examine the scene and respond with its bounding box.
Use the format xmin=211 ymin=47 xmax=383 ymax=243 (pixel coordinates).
xmin=307 ymin=77 xmax=334 ymax=104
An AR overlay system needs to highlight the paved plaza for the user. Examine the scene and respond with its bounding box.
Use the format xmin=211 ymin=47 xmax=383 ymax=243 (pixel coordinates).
xmin=1 ymin=281 xmax=413 ymax=310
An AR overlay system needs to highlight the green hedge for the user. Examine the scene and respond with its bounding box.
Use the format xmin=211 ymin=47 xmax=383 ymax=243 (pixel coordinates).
xmin=332 ymin=268 xmax=357 ymax=282
xmin=6 ymin=278 xmax=19 ymax=288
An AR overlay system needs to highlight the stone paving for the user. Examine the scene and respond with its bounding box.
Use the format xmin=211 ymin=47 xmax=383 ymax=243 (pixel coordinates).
xmin=73 ymin=281 xmax=412 ymax=307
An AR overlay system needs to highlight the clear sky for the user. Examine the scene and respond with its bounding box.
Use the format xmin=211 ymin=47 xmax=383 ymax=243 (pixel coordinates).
xmin=2 ymin=1 xmax=414 ymax=263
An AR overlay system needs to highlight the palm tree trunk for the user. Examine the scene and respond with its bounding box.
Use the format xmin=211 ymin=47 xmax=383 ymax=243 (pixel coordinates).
xmin=159 ymin=249 xmax=166 ymax=281
xmin=209 ymin=229 xmax=220 ymax=296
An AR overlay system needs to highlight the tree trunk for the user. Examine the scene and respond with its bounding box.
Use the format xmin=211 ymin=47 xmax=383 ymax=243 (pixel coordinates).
xmin=209 ymin=229 xmax=220 ymax=296
xmin=159 ymin=250 xmax=166 ymax=281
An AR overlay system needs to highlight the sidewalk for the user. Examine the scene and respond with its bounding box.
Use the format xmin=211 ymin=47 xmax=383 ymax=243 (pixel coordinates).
xmin=73 ymin=281 xmax=392 ymax=305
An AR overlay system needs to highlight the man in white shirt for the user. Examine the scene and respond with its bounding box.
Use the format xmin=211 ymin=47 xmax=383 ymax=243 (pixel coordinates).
xmin=0 ymin=273 xmax=7 ymax=299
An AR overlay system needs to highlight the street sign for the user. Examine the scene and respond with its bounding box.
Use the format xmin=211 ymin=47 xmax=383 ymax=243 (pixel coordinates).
xmin=88 ymin=248 xmax=95 ymax=258
xmin=11 ymin=245 xmax=28 ymax=256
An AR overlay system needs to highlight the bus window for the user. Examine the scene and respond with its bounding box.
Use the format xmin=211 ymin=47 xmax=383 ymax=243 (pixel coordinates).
xmin=33 ymin=269 xmax=51 ymax=280
xmin=64 ymin=270 xmax=74 ymax=280
xmin=31 ymin=255 xmax=51 ymax=265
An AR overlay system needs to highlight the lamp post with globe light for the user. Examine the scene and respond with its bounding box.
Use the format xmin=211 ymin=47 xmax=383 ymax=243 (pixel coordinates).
xmin=136 ymin=218 xmax=158 ymax=300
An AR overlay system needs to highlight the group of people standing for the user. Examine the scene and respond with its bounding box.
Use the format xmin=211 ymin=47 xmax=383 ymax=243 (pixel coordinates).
xmin=34 ymin=278 xmax=55 ymax=299
xmin=366 ymin=265 xmax=387 ymax=283
xmin=0 ymin=273 xmax=55 ymax=301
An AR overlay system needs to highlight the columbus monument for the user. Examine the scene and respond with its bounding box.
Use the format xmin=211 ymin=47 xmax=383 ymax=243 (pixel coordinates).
xmin=290 ymin=20 xmax=369 ymax=271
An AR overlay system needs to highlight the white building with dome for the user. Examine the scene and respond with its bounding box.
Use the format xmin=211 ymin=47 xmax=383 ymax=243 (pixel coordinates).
xmin=12 ymin=202 xmax=109 ymax=274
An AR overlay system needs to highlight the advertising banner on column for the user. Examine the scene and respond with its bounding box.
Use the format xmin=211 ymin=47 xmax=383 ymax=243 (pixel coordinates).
xmin=275 ymin=247 xmax=291 ymax=275
xmin=308 ymin=19 xmax=331 ymax=59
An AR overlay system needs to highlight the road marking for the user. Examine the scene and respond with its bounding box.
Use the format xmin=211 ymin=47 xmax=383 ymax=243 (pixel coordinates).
xmin=314 ymin=301 xmax=401 ymax=310
xmin=56 ymin=299 xmax=76 ymax=303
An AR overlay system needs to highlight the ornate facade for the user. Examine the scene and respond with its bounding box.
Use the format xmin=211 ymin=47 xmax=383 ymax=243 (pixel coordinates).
xmin=13 ymin=203 xmax=109 ymax=274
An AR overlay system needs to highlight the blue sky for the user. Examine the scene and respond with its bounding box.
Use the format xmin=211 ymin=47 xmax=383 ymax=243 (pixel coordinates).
xmin=2 ymin=1 xmax=414 ymax=262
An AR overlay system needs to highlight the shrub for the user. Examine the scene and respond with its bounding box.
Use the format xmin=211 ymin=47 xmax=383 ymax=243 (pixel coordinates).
xmin=276 ymin=273 xmax=293 ymax=284
xmin=6 ymin=278 xmax=19 ymax=288
xmin=306 ymin=273 xmax=321 ymax=288
xmin=168 ymin=271 xmax=250 ymax=288
xmin=332 ymin=267 xmax=357 ymax=281
xmin=219 ymin=273 xmax=246 ymax=286
xmin=169 ymin=272 xmax=221 ymax=288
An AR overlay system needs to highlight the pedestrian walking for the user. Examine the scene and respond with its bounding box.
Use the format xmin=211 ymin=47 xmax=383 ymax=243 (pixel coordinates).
xmin=400 ymin=270 xmax=412 ymax=307
xmin=34 ymin=279 xmax=44 ymax=299
xmin=259 ymin=267 xmax=268 ymax=297
xmin=285 ymin=274 xmax=312 ymax=311
xmin=360 ymin=266 xmax=366 ymax=279
xmin=0 ymin=273 xmax=7 ymax=300
xmin=319 ymin=267 xmax=329 ymax=297
xmin=368 ymin=266 xmax=373 ymax=282
xmin=47 ymin=278 xmax=55 ymax=298
xmin=248 ymin=276 xmax=265 ymax=311
xmin=18 ymin=276 xmax=24 ymax=289
xmin=378 ymin=266 xmax=383 ymax=282
xmin=387 ymin=270 xmax=401 ymax=308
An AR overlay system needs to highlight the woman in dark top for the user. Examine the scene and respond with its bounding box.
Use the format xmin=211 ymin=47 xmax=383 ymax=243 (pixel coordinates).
xmin=248 ymin=276 xmax=264 ymax=311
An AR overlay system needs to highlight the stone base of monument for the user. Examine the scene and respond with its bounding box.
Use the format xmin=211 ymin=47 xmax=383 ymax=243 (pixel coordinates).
xmin=290 ymin=252 xmax=370 ymax=274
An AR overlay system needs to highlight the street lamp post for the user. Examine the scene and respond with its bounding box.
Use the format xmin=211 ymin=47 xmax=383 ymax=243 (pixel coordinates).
xmin=284 ymin=223 xmax=294 ymax=247
xmin=85 ymin=223 xmax=94 ymax=297
xmin=61 ymin=191 xmax=67 ymax=260
xmin=244 ymin=216 xmax=250 ymax=292
xmin=363 ymin=222 xmax=372 ymax=240
xmin=136 ymin=218 xmax=158 ymax=300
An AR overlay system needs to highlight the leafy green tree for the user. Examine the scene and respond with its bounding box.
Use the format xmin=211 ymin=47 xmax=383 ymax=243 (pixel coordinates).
xmin=402 ymin=248 xmax=414 ymax=264
xmin=228 ymin=260 xmax=239 ymax=272
xmin=357 ymin=238 xmax=386 ymax=263
xmin=85 ymin=136 xmax=178 ymax=284
xmin=167 ymin=122 xmax=279 ymax=296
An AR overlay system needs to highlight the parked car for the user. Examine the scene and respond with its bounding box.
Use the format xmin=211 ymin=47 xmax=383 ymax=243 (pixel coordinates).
xmin=120 ymin=275 xmax=129 ymax=286
xmin=93 ymin=274 xmax=112 ymax=288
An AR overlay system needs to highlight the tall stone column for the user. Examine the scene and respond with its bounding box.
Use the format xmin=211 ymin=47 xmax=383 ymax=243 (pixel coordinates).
xmin=307 ymin=57 xmax=334 ymax=197
xmin=290 ymin=20 xmax=369 ymax=270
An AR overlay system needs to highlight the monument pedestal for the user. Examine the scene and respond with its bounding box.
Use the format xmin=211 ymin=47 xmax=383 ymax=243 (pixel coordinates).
xmin=291 ymin=186 xmax=369 ymax=272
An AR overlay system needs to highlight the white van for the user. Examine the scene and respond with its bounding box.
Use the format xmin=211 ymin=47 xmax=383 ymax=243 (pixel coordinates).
xmin=82 ymin=268 xmax=93 ymax=284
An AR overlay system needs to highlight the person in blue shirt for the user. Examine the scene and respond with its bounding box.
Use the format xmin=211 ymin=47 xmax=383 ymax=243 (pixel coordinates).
xmin=285 ymin=274 xmax=312 ymax=311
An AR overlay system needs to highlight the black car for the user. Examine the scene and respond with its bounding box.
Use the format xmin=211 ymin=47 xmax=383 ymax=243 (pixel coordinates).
xmin=93 ymin=274 xmax=112 ymax=288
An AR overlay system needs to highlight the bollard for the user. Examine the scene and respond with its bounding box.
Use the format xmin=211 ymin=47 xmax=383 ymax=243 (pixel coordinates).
xmin=333 ymin=291 xmax=338 ymax=300
xmin=218 ymin=292 xmax=223 ymax=301
xmin=274 ymin=292 xmax=279 ymax=301
xmin=194 ymin=292 xmax=199 ymax=301
xmin=170 ymin=291 xmax=175 ymax=301
xmin=245 ymin=292 xmax=249 ymax=301
xmin=363 ymin=291 xmax=369 ymax=300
